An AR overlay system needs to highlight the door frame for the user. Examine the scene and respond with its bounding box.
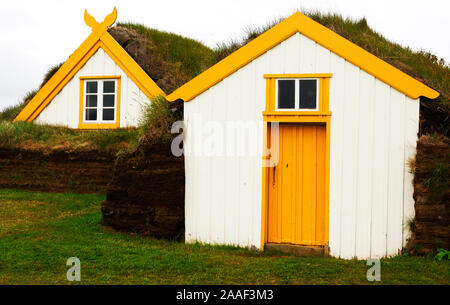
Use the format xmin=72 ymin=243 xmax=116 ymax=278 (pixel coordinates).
xmin=260 ymin=73 xmax=332 ymax=250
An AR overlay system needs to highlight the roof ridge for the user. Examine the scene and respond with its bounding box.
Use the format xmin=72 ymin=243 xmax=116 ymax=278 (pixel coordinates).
xmin=15 ymin=9 xmax=164 ymax=123
xmin=166 ymin=11 xmax=439 ymax=102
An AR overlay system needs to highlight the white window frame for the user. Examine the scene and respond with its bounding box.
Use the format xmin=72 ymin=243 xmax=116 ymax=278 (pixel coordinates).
xmin=275 ymin=78 xmax=319 ymax=111
xmin=82 ymin=79 xmax=118 ymax=124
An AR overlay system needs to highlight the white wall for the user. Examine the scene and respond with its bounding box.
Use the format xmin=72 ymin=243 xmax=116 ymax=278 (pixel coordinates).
xmin=35 ymin=48 xmax=150 ymax=128
xmin=184 ymin=32 xmax=419 ymax=259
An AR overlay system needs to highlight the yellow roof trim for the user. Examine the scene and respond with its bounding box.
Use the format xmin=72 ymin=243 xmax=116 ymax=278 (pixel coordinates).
xmin=14 ymin=8 xmax=165 ymax=123
xmin=264 ymin=73 xmax=332 ymax=79
xmin=167 ymin=12 xmax=439 ymax=102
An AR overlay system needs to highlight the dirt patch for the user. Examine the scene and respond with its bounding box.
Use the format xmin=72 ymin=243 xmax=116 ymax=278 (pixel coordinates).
xmin=0 ymin=147 xmax=114 ymax=193
xmin=420 ymin=97 xmax=450 ymax=137
xmin=101 ymin=136 xmax=185 ymax=239
xmin=411 ymin=135 xmax=450 ymax=254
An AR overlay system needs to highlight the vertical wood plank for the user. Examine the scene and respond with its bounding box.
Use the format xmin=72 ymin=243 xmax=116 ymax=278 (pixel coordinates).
xmin=355 ymin=71 xmax=375 ymax=259
xmin=189 ymin=97 xmax=201 ymax=242
xmin=302 ymin=125 xmax=316 ymax=245
xmin=299 ymin=34 xmax=316 ymax=73
xmin=183 ymin=101 xmax=194 ymax=243
xmin=371 ymin=79 xmax=390 ymax=258
xmin=252 ymin=55 xmax=268 ymax=248
xmin=183 ymin=98 xmax=195 ymax=242
xmin=222 ymin=74 xmax=238 ymax=245
xmin=316 ymin=125 xmax=327 ymax=244
xmin=196 ymin=90 xmax=212 ymax=243
xmin=210 ymin=81 xmax=227 ymax=244
xmin=283 ymin=34 xmax=300 ymax=74
xmin=339 ymin=63 xmax=360 ymax=259
xmin=328 ymin=53 xmax=346 ymax=257
xmin=267 ymin=44 xmax=283 ymax=74
xmin=315 ymin=44 xmax=331 ymax=74
xmin=387 ymin=88 xmax=406 ymax=255
xmin=237 ymin=63 xmax=255 ymax=247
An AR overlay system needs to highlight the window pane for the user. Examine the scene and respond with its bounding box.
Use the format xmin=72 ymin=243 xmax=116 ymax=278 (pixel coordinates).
xmin=85 ymin=109 xmax=97 ymax=121
xmin=86 ymin=81 xmax=98 ymax=93
xmin=278 ymin=80 xmax=295 ymax=109
xmin=103 ymin=94 xmax=115 ymax=107
xmin=103 ymin=81 xmax=115 ymax=93
xmin=86 ymin=95 xmax=97 ymax=107
xmin=103 ymin=109 xmax=115 ymax=121
xmin=299 ymin=80 xmax=317 ymax=109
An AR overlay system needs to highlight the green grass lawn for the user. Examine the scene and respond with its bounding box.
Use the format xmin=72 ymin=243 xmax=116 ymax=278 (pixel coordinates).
xmin=0 ymin=189 xmax=448 ymax=285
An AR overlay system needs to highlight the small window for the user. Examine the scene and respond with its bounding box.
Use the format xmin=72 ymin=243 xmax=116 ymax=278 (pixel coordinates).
xmin=86 ymin=81 xmax=98 ymax=94
xmin=276 ymin=79 xmax=318 ymax=111
xmin=83 ymin=79 xmax=117 ymax=123
xmin=299 ymin=80 xmax=317 ymax=109
xmin=278 ymin=80 xmax=296 ymax=109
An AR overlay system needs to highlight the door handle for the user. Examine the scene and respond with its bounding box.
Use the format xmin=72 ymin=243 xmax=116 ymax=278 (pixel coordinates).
xmin=272 ymin=162 xmax=276 ymax=186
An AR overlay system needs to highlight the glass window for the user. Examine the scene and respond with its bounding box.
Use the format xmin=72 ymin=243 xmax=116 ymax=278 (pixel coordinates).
xmin=85 ymin=109 xmax=97 ymax=121
xmin=103 ymin=81 xmax=115 ymax=93
xmin=103 ymin=95 xmax=115 ymax=107
xmin=83 ymin=79 xmax=117 ymax=123
xmin=277 ymin=80 xmax=296 ymax=109
xmin=299 ymin=80 xmax=317 ymax=109
xmin=86 ymin=95 xmax=97 ymax=107
xmin=103 ymin=109 xmax=115 ymax=121
xmin=276 ymin=78 xmax=318 ymax=111
xmin=86 ymin=81 xmax=97 ymax=93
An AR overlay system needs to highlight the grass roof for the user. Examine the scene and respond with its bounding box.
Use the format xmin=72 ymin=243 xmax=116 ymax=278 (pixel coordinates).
xmin=1 ymin=11 xmax=448 ymax=137
xmin=111 ymin=12 xmax=448 ymax=135
xmin=109 ymin=23 xmax=217 ymax=94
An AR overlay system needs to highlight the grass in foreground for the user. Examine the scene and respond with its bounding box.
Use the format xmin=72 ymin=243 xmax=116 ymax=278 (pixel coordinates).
xmin=0 ymin=189 xmax=448 ymax=285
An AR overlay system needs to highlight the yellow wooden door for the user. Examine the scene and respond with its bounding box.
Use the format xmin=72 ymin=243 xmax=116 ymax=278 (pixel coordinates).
xmin=267 ymin=123 xmax=327 ymax=246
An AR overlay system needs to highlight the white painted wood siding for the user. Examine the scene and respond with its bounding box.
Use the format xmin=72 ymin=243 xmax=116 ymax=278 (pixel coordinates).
xmin=184 ymin=32 xmax=419 ymax=259
xmin=35 ymin=48 xmax=150 ymax=128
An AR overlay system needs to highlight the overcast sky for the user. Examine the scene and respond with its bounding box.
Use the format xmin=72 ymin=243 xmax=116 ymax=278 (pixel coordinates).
xmin=0 ymin=0 xmax=448 ymax=111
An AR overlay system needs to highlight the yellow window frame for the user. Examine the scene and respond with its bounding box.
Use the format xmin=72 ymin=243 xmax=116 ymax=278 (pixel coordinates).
xmin=260 ymin=73 xmax=332 ymax=250
xmin=78 ymin=75 xmax=121 ymax=129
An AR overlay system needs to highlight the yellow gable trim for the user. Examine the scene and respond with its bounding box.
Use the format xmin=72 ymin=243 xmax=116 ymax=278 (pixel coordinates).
xmin=264 ymin=73 xmax=332 ymax=79
xmin=14 ymin=8 xmax=164 ymax=123
xmin=167 ymin=12 xmax=439 ymax=102
xmin=99 ymin=33 xmax=165 ymax=99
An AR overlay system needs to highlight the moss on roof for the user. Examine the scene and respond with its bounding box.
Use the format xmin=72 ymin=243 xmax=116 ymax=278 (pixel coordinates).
xmin=170 ymin=11 xmax=449 ymax=135
xmin=3 ymin=11 xmax=448 ymax=135
xmin=305 ymin=12 xmax=449 ymax=136
xmin=216 ymin=12 xmax=448 ymax=99
xmin=111 ymin=14 xmax=447 ymax=110
xmin=109 ymin=23 xmax=217 ymax=94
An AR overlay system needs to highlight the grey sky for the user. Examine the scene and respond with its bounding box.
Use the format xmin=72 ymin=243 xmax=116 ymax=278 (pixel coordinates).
xmin=0 ymin=0 xmax=448 ymax=111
